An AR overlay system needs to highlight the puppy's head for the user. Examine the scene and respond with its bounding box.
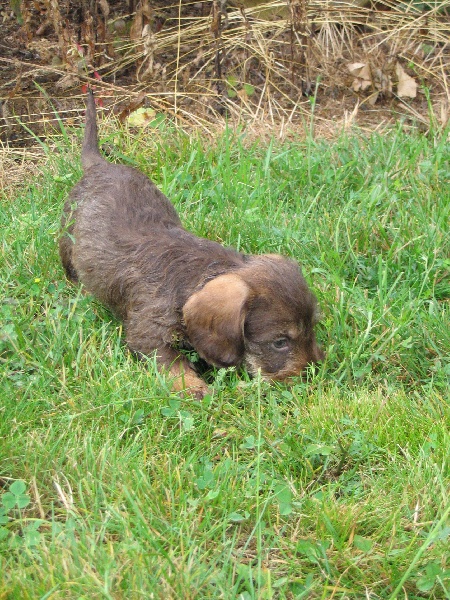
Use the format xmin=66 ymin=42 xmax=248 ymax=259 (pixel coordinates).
xmin=182 ymin=255 xmax=324 ymax=381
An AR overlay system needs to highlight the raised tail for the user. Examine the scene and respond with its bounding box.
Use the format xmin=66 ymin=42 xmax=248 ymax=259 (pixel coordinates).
xmin=81 ymin=88 xmax=104 ymax=170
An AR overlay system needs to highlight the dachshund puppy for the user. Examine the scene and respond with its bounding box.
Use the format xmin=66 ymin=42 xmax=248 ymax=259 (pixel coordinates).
xmin=59 ymin=90 xmax=324 ymax=398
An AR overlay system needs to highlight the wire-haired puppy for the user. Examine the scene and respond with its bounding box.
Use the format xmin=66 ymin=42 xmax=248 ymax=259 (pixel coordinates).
xmin=59 ymin=90 xmax=324 ymax=398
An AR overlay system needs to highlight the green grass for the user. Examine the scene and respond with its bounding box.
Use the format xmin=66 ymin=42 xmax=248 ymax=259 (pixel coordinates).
xmin=1 ymin=119 xmax=449 ymax=599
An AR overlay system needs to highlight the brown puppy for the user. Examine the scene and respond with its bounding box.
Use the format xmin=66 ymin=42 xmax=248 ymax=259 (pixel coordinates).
xmin=59 ymin=90 xmax=324 ymax=398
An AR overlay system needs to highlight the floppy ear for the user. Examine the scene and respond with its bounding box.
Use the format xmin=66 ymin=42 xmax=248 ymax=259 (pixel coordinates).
xmin=182 ymin=273 xmax=251 ymax=368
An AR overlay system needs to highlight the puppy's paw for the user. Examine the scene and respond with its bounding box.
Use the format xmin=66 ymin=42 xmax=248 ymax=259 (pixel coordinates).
xmin=170 ymin=369 xmax=210 ymax=400
xmin=183 ymin=382 xmax=210 ymax=400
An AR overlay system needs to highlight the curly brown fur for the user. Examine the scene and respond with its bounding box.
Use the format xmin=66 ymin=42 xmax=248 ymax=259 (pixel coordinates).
xmin=59 ymin=90 xmax=324 ymax=398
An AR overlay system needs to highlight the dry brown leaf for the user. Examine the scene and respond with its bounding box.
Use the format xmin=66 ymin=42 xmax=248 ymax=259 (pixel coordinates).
xmin=347 ymin=62 xmax=366 ymax=75
xmin=396 ymin=62 xmax=417 ymax=98
xmin=98 ymin=0 xmax=110 ymax=18
xmin=348 ymin=62 xmax=372 ymax=92
xmin=55 ymin=73 xmax=80 ymax=90
xmin=367 ymin=92 xmax=379 ymax=106
xmin=130 ymin=0 xmax=153 ymax=42
xmin=237 ymin=88 xmax=249 ymax=101
xmin=117 ymin=92 xmax=147 ymax=123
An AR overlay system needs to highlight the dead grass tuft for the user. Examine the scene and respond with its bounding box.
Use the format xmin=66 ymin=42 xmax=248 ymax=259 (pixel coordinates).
xmin=0 ymin=0 xmax=449 ymax=143
xmin=0 ymin=148 xmax=46 ymax=195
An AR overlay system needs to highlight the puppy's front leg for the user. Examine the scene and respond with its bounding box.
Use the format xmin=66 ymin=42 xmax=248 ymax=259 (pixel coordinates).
xmin=126 ymin=330 xmax=209 ymax=398
xmin=163 ymin=350 xmax=210 ymax=400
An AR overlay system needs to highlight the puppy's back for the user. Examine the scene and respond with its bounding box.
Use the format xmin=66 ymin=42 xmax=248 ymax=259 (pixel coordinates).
xmin=75 ymin=89 xmax=182 ymax=230
xmin=60 ymin=90 xmax=183 ymax=310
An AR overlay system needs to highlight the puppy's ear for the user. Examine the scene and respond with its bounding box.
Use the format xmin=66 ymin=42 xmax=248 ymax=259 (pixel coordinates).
xmin=183 ymin=273 xmax=251 ymax=367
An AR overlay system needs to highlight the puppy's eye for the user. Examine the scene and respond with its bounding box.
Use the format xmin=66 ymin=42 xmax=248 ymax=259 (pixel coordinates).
xmin=271 ymin=338 xmax=290 ymax=351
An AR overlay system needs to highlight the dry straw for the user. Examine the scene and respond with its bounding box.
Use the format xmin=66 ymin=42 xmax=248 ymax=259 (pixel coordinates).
xmin=0 ymin=0 xmax=449 ymax=142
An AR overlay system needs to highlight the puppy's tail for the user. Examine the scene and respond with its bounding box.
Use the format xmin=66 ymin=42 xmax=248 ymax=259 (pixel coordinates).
xmin=81 ymin=88 xmax=104 ymax=170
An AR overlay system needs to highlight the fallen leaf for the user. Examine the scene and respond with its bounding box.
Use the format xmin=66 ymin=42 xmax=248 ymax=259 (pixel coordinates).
xmin=237 ymin=88 xmax=249 ymax=101
xmin=368 ymin=91 xmax=379 ymax=105
xmin=348 ymin=62 xmax=372 ymax=92
xmin=396 ymin=62 xmax=417 ymax=98
xmin=98 ymin=0 xmax=109 ymax=17
xmin=347 ymin=62 xmax=366 ymax=75
xmin=56 ymin=74 xmax=80 ymax=91
xmin=127 ymin=106 xmax=156 ymax=127
xmin=117 ymin=92 xmax=146 ymax=123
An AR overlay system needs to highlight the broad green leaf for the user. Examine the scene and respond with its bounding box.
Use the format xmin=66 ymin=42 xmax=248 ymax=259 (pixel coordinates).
xmin=354 ymin=535 xmax=373 ymax=552
xmin=1 ymin=492 xmax=17 ymax=510
xmin=304 ymin=444 xmax=333 ymax=456
xmin=9 ymin=480 xmax=27 ymax=496
xmin=228 ymin=511 xmax=249 ymax=523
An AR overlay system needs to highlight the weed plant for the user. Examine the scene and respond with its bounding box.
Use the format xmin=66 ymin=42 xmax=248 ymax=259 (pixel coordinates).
xmin=1 ymin=119 xmax=449 ymax=598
